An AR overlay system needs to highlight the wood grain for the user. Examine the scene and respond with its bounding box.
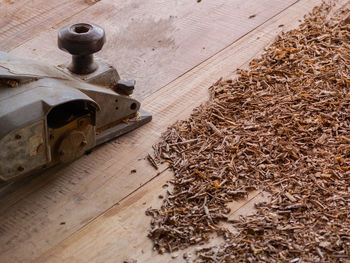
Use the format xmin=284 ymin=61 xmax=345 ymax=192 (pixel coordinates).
xmin=0 ymin=0 xmax=325 ymax=262
xmin=10 ymin=0 xmax=298 ymax=100
xmin=35 ymin=171 xmax=270 ymax=263
xmin=0 ymin=0 xmax=96 ymax=51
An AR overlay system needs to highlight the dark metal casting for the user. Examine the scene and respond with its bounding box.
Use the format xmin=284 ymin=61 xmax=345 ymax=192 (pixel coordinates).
xmin=58 ymin=23 xmax=106 ymax=74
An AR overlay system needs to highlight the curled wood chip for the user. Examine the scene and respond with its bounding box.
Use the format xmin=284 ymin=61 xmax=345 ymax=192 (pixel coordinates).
xmin=285 ymin=191 xmax=296 ymax=202
xmin=147 ymin=154 xmax=159 ymax=170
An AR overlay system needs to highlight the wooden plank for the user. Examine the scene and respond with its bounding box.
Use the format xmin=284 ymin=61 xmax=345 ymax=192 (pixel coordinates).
xmin=0 ymin=0 xmax=97 ymax=51
xmin=1 ymin=0 xmax=295 ymax=226
xmin=34 ymin=171 xmax=270 ymax=263
xmin=0 ymin=0 xmax=324 ymax=262
xmin=10 ymin=0 xmax=298 ymax=100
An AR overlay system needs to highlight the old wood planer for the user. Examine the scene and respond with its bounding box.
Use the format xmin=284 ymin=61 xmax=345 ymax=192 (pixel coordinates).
xmin=0 ymin=23 xmax=151 ymax=181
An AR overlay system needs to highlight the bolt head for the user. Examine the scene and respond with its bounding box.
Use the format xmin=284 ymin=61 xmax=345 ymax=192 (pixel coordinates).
xmin=114 ymin=79 xmax=135 ymax=95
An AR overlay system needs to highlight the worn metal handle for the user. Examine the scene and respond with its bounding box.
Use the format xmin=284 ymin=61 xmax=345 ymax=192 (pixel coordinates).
xmin=58 ymin=23 xmax=106 ymax=75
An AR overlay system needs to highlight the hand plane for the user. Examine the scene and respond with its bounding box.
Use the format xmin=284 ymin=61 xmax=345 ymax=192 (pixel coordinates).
xmin=0 ymin=23 xmax=151 ymax=181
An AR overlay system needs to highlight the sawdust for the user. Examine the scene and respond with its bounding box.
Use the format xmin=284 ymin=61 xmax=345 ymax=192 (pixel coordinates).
xmin=146 ymin=1 xmax=350 ymax=262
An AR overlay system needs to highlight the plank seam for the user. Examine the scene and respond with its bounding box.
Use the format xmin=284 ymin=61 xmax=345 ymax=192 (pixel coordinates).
xmin=5 ymin=2 xmax=98 ymax=52
xmin=140 ymin=0 xmax=301 ymax=103
xmin=0 ymin=0 xmax=301 ymax=211
xmin=30 ymin=0 xmax=314 ymax=260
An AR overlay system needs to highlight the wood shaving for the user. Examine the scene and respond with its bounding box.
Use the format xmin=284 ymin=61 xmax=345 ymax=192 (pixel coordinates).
xmin=146 ymin=1 xmax=350 ymax=262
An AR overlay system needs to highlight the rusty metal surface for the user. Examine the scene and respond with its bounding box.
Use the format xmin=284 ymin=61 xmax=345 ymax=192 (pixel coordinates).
xmin=0 ymin=78 xmax=98 ymax=140
xmin=0 ymin=49 xmax=151 ymax=181
xmin=0 ymin=120 xmax=49 ymax=181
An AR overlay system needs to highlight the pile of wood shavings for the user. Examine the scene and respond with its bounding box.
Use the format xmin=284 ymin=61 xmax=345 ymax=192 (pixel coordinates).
xmin=146 ymin=2 xmax=350 ymax=262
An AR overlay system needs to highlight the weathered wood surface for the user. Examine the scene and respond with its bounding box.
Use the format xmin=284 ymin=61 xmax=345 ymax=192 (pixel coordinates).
xmin=0 ymin=0 xmax=97 ymax=51
xmin=0 ymin=0 xmax=325 ymax=262
xmin=27 ymin=1 xmax=325 ymax=262
xmin=35 ymin=170 xmax=270 ymax=263
xmin=10 ymin=0 xmax=298 ymax=100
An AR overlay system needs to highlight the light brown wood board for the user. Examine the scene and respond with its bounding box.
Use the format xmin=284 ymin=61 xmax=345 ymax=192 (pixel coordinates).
xmin=10 ymin=0 xmax=298 ymax=100
xmin=0 ymin=0 xmax=98 ymax=51
xmin=0 ymin=0 xmax=327 ymax=262
xmin=36 ymin=170 xmax=270 ymax=263
xmin=29 ymin=1 xmax=329 ymax=261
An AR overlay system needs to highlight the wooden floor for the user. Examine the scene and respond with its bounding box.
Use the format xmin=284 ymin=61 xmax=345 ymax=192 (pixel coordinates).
xmin=0 ymin=0 xmax=327 ymax=262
